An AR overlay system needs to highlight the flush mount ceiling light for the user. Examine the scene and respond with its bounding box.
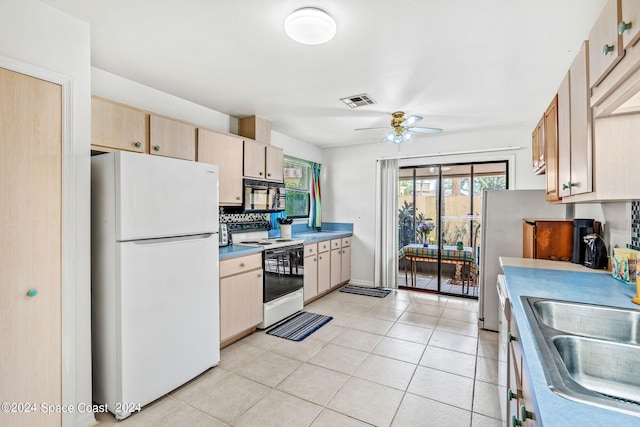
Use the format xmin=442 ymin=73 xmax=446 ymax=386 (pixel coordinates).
xmin=285 ymin=8 xmax=336 ymax=45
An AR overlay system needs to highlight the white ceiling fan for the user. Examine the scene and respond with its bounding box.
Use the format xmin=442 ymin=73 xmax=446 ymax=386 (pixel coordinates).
xmin=355 ymin=111 xmax=442 ymax=144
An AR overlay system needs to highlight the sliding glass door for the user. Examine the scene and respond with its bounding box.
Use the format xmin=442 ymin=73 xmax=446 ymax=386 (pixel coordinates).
xmin=398 ymin=161 xmax=507 ymax=298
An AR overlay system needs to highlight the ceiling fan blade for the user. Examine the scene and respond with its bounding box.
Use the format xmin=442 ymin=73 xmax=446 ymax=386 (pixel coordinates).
xmin=400 ymin=115 xmax=423 ymax=126
xmin=407 ymin=126 xmax=443 ymax=135
xmin=354 ymin=126 xmax=390 ymax=131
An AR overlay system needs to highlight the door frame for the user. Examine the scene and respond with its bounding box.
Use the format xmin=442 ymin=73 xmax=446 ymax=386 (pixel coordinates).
xmin=0 ymin=55 xmax=79 ymax=427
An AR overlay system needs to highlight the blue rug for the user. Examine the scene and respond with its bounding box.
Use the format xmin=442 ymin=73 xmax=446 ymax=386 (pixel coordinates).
xmin=266 ymin=311 xmax=332 ymax=341
xmin=339 ymin=285 xmax=391 ymax=298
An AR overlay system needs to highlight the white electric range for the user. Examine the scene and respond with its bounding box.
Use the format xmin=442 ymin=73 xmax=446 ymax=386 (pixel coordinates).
xmin=228 ymin=222 xmax=304 ymax=328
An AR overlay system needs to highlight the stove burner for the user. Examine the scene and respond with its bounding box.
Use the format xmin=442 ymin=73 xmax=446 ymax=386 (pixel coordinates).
xmin=276 ymin=239 xmax=293 ymax=242
xmin=240 ymin=241 xmax=261 ymax=244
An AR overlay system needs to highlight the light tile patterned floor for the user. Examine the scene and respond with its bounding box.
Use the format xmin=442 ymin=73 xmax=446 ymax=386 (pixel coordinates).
xmin=96 ymin=288 xmax=503 ymax=427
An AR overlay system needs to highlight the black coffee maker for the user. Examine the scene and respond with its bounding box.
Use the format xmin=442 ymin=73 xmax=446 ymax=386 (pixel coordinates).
xmin=572 ymin=219 xmax=594 ymax=264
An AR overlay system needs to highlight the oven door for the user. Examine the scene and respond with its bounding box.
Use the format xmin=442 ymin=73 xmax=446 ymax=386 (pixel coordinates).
xmin=263 ymin=245 xmax=304 ymax=303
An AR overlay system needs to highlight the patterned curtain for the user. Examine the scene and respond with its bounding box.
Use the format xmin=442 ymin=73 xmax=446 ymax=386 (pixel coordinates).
xmin=308 ymin=163 xmax=322 ymax=228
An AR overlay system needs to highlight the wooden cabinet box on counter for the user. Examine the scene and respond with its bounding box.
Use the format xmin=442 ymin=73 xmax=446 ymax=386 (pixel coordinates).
xmin=219 ymin=253 xmax=263 ymax=347
xmin=523 ymin=219 xmax=573 ymax=261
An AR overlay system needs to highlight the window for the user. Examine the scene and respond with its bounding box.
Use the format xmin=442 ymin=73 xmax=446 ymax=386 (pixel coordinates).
xmin=283 ymin=156 xmax=311 ymax=218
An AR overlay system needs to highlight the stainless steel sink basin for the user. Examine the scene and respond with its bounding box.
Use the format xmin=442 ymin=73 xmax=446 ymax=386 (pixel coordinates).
xmin=532 ymin=299 xmax=640 ymax=344
xmin=521 ymin=296 xmax=640 ymax=416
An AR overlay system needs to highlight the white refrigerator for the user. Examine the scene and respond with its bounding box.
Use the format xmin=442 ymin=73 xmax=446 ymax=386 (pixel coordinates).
xmin=478 ymin=189 xmax=567 ymax=331
xmin=91 ymin=152 xmax=220 ymax=419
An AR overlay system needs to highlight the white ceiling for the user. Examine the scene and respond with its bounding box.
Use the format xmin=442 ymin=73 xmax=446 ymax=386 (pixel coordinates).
xmin=43 ymin=0 xmax=607 ymax=148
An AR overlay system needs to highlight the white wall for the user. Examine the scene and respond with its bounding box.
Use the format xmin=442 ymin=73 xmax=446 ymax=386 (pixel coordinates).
xmin=0 ymin=1 xmax=93 ymax=426
xmin=271 ymin=130 xmax=322 ymax=164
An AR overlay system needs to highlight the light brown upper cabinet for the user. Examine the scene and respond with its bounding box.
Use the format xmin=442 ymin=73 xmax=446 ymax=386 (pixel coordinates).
xmin=544 ymin=95 xmax=560 ymax=202
xmin=91 ymin=96 xmax=148 ymax=153
xmin=243 ymin=139 xmax=284 ymax=182
xmin=620 ymin=0 xmax=640 ymax=48
xmin=558 ymin=41 xmax=593 ymax=200
xmin=149 ymin=115 xmax=196 ymax=161
xmin=589 ymin=0 xmax=623 ymax=88
xmin=531 ymin=117 xmax=545 ymax=174
xmin=238 ymin=115 xmax=271 ymax=144
xmin=197 ymin=128 xmax=244 ymax=206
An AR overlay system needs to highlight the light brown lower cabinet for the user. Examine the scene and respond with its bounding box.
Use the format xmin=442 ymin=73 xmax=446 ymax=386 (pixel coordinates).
xmin=219 ymin=254 xmax=263 ymax=345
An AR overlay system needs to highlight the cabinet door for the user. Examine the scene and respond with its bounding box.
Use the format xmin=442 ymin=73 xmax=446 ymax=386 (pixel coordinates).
xmin=522 ymin=222 xmax=536 ymax=259
xmin=149 ymin=115 xmax=196 ymax=161
xmin=266 ymin=145 xmax=284 ymax=182
xmin=589 ymin=0 xmax=623 ymax=87
xmin=220 ymin=269 xmax=264 ymax=341
xmin=557 ymin=73 xmax=572 ymax=198
xmin=521 ymin=365 xmax=539 ymax=426
xmin=544 ymin=96 xmax=560 ymax=202
xmin=531 ymin=126 xmax=539 ymax=172
xmin=569 ymin=42 xmax=593 ymax=196
xmin=303 ymin=255 xmax=318 ymax=302
xmin=621 ymin=0 xmax=640 ymax=48
xmin=243 ymin=139 xmax=266 ymax=179
xmin=532 ymin=117 xmax=545 ymax=174
xmin=317 ymin=252 xmax=331 ymax=293
xmin=1 ymin=68 xmax=62 ymax=427
xmin=330 ymin=248 xmax=342 ymax=287
xmin=91 ymin=97 xmax=147 ymax=153
xmin=197 ymin=129 xmax=244 ymax=205
xmin=340 ymin=246 xmax=352 ymax=283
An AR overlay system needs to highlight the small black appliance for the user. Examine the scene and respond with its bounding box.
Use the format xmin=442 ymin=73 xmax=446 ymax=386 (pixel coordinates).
xmin=583 ymin=234 xmax=608 ymax=269
xmin=572 ymin=218 xmax=594 ymax=264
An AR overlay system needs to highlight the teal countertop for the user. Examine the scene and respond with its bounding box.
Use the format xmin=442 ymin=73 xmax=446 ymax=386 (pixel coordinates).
xmin=219 ymin=230 xmax=353 ymax=260
xmin=501 ymin=260 xmax=639 ymax=426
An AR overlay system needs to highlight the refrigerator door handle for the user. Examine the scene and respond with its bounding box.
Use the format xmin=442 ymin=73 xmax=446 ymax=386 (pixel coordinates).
xmin=128 ymin=233 xmax=215 ymax=245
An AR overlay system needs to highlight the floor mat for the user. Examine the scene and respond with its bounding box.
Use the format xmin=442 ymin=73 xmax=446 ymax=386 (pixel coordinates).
xmin=339 ymin=285 xmax=391 ymax=298
xmin=266 ymin=311 xmax=333 ymax=341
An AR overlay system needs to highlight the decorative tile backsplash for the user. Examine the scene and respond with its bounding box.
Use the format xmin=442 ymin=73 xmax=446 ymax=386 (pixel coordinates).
xmin=219 ymin=207 xmax=267 ymax=224
xmin=629 ymin=201 xmax=640 ymax=251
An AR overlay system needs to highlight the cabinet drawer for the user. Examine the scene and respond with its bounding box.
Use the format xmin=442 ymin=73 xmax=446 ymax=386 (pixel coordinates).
xmin=220 ymin=253 xmax=262 ymax=278
xmin=341 ymin=237 xmax=351 ymax=247
xmin=318 ymin=240 xmax=330 ymax=253
xmin=304 ymin=243 xmax=318 ymax=256
xmin=330 ymin=239 xmax=341 ymax=250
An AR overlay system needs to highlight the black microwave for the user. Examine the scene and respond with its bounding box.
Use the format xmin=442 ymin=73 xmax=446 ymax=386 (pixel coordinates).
xmin=243 ymin=179 xmax=286 ymax=213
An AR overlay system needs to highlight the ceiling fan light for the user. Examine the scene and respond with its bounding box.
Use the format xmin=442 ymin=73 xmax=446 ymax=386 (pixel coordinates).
xmin=285 ymin=8 xmax=336 ymax=45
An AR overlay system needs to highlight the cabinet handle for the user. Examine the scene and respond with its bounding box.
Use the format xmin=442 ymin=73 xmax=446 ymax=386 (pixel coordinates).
xmin=257 ymin=273 xmax=262 ymax=278
xmin=267 ymin=172 xmax=271 ymax=177
xmin=134 ymin=141 xmax=142 ymax=148
xmin=236 ymin=196 xmax=241 ymax=200
xmin=26 ymin=288 xmax=38 ymax=297
xmin=602 ymin=44 xmax=615 ymax=55
xmin=562 ymin=182 xmax=576 ymax=190
xmin=508 ymin=332 xmax=518 ymax=342
xmin=153 ymin=145 xmax=160 ymax=151
xmin=259 ymin=171 xmax=263 ymax=176
xmin=511 ymin=416 xmax=522 ymax=427
xmin=313 ymin=257 xmax=317 ymax=262
xmin=319 ymin=256 xmax=322 ymax=260
xmin=507 ymin=388 xmax=517 ymax=401
xmin=618 ymin=21 xmax=633 ymax=35
xmin=240 ymin=262 xmax=246 ymax=267
xmin=520 ymin=405 xmax=533 ymax=421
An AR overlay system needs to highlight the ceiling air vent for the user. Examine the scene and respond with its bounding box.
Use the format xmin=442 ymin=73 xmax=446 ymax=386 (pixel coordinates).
xmin=339 ymin=93 xmax=376 ymax=108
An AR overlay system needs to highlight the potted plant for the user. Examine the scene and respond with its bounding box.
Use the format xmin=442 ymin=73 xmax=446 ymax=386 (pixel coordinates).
xmin=277 ymin=217 xmax=293 ymax=238
xmin=417 ymin=220 xmax=435 ymax=247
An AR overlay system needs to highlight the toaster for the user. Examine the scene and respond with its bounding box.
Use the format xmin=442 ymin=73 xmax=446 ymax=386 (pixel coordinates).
xmin=583 ymin=234 xmax=607 ymax=269
xmin=219 ymin=223 xmax=230 ymax=247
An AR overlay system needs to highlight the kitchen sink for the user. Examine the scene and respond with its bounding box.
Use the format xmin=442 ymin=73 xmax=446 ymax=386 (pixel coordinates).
xmin=532 ymin=299 xmax=640 ymax=344
xmin=521 ymin=296 xmax=640 ymax=416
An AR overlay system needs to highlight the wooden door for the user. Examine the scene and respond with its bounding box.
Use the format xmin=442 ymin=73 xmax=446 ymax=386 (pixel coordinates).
xmin=317 ymin=251 xmax=331 ymax=294
xmin=0 ymin=67 xmax=62 ymax=427
xmin=557 ymin=72 xmax=572 ymax=198
xmin=303 ymin=255 xmax=318 ymax=302
xmin=243 ymin=139 xmax=266 ymax=179
xmin=569 ymin=42 xmax=593 ymax=196
xmin=544 ymin=96 xmax=560 ymax=202
xmin=621 ymin=0 xmax=640 ymax=48
xmin=91 ymin=96 xmax=147 ymax=153
xmin=149 ymin=115 xmax=196 ymax=161
xmin=197 ymin=129 xmax=243 ymax=205
xmin=265 ymin=145 xmax=284 ymax=182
